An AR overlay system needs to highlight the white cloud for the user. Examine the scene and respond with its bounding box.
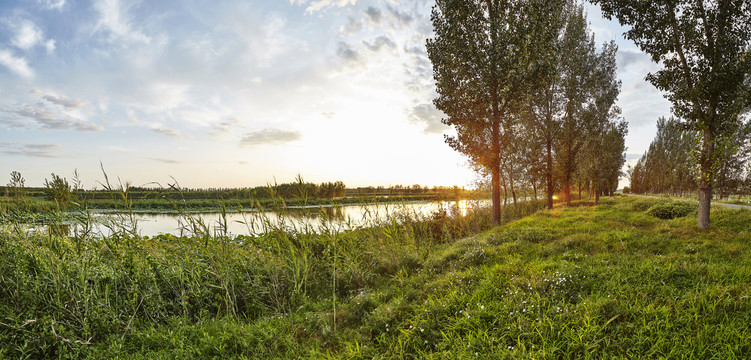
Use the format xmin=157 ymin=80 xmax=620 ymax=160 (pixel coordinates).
xmin=146 ymin=123 xmax=182 ymax=138
xmin=11 ymin=20 xmax=45 ymax=50
xmin=240 ymin=128 xmax=302 ymax=147
xmin=149 ymin=157 xmax=181 ymax=164
xmin=6 ymin=19 xmax=56 ymax=54
xmin=0 ymin=142 xmax=62 ymax=158
xmin=408 ymin=103 xmax=447 ymax=134
xmin=93 ymin=0 xmax=151 ymax=44
xmin=336 ymin=41 xmax=360 ymax=62
xmin=210 ymin=117 xmax=244 ymax=140
xmin=339 ymin=17 xmax=362 ymax=36
xmin=43 ymin=94 xmax=85 ymax=109
xmin=9 ymin=103 xmax=102 ymax=131
xmin=364 ymin=7 xmax=382 ymax=24
xmin=363 ymin=35 xmax=396 ymax=52
xmin=305 ymin=0 xmax=357 ymax=14
xmin=39 ymin=0 xmax=66 ymax=10
xmin=0 ymin=50 xmax=34 ymax=78
xmin=44 ymin=39 xmax=56 ymax=53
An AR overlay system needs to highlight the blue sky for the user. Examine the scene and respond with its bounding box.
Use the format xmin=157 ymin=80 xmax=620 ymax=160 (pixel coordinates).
xmin=0 ymin=0 xmax=669 ymax=189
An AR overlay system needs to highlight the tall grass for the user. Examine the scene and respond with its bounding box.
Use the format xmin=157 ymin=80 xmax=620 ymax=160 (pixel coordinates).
xmin=0 ymin=180 xmax=545 ymax=358
xmin=9 ymin=194 xmax=748 ymax=358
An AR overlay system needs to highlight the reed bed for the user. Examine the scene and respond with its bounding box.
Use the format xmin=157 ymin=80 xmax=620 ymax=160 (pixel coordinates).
xmin=3 ymin=195 xmax=748 ymax=358
xmin=0 ymin=186 xmax=544 ymax=358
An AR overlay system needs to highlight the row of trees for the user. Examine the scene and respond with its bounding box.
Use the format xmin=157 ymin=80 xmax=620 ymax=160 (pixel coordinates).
xmin=428 ymin=0 xmax=627 ymax=225
xmin=430 ymin=0 xmax=751 ymax=229
xmin=3 ymin=172 xmax=347 ymax=202
xmin=629 ymin=117 xmax=751 ymax=199
xmin=256 ymin=180 xmax=346 ymax=200
xmin=4 ymin=171 xmax=476 ymax=203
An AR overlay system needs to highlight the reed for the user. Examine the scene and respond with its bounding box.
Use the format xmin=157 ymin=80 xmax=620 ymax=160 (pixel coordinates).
xmin=0 ymin=177 xmax=540 ymax=359
xmin=9 ymin=193 xmax=747 ymax=358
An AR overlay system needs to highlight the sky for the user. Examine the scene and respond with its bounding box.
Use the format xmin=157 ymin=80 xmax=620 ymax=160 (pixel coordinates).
xmin=0 ymin=0 xmax=670 ymax=189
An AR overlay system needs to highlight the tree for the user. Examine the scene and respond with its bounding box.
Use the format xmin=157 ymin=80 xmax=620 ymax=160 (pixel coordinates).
xmin=715 ymin=121 xmax=751 ymax=198
xmin=7 ymin=171 xmax=26 ymax=201
xmin=593 ymin=0 xmax=751 ymax=229
xmin=428 ymin=0 xmax=568 ymax=223
xmin=579 ymin=39 xmax=624 ymax=203
xmin=44 ymin=173 xmax=72 ymax=209
xmin=554 ymin=6 xmax=603 ymax=205
xmin=524 ymin=2 xmax=572 ymax=209
xmin=599 ymin=120 xmax=629 ymax=196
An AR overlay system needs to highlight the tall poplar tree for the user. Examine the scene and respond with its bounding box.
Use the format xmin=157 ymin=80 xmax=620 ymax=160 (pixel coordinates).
xmin=593 ymin=0 xmax=751 ymax=229
xmin=555 ymin=6 xmax=600 ymax=206
xmin=525 ymin=1 xmax=571 ymax=209
xmin=428 ymin=0 xmax=567 ymax=224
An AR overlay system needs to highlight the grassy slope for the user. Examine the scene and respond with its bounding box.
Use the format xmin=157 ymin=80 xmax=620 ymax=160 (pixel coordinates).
xmin=2 ymin=196 xmax=751 ymax=359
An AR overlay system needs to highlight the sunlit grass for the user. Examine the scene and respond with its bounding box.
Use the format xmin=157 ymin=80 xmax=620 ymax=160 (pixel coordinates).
xmin=2 ymin=195 xmax=751 ymax=358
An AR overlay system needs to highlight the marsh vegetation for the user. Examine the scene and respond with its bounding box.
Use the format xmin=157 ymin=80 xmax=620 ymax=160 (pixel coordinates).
xmin=2 ymin=195 xmax=750 ymax=358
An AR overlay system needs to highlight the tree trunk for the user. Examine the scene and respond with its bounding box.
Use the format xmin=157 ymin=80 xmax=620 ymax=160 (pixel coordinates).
xmin=698 ymin=128 xmax=714 ymax=229
xmin=532 ymin=178 xmax=538 ymax=201
xmin=502 ymin=174 xmax=508 ymax=206
xmin=698 ymin=187 xmax=712 ymax=229
xmin=546 ymin=139 xmax=554 ymax=209
xmin=491 ymin=122 xmax=501 ymax=226
xmin=595 ymin=179 xmax=600 ymax=204
xmin=578 ymin=179 xmax=582 ymax=200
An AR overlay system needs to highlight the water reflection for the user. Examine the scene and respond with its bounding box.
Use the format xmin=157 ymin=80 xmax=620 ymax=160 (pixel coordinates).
xmin=34 ymin=200 xmax=489 ymax=238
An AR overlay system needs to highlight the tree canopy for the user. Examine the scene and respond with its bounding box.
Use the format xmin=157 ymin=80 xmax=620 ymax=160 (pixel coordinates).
xmin=593 ymin=0 xmax=751 ymax=228
xmin=429 ymin=0 xmax=628 ymax=218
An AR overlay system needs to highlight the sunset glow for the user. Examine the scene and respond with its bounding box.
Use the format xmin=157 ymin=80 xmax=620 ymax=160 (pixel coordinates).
xmin=0 ymin=0 xmax=668 ymax=189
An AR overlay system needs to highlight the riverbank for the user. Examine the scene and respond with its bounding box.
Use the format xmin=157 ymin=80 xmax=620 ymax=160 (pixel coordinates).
xmin=2 ymin=196 xmax=749 ymax=358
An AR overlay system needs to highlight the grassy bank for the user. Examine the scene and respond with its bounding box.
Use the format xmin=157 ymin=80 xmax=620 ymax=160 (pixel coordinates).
xmin=2 ymin=196 xmax=750 ymax=358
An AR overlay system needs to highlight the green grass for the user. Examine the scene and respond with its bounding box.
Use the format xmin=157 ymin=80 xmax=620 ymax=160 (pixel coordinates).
xmin=2 ymin=196 xmax=751 ymax=358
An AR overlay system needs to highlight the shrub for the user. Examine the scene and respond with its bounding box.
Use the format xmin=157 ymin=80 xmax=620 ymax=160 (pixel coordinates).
xmin=631 ymin=198 xmax=662 ymax=211
xmin=646 ymin=202 xmax=697 ymax=219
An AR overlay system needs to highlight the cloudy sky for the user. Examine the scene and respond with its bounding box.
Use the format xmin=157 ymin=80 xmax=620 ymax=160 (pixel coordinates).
xmin=0 ymin=0 xmax=668 ymax=189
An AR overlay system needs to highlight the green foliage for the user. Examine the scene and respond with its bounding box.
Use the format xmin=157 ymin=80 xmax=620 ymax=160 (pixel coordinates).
xmin=646 ymin=202 xmax=697 ymax=220
xmin=7 ymin=171 xmax=26 ymax=200
xmin=44 ymin=173 xmax=72 ymax=209
xmin=630 ymin=198 xmax=663 ymax=211
xmin=594 ymin=0 xmax=751 ymax=228
xmin=630 ymin=117 xmax=697 ymax=195
xmin=0 ymin=196 xmax=544 ymax=359
xmin=3 ymin=196 xmax=751 ymax=358
xmin=427 ymin=0 xmax=574 ymax=222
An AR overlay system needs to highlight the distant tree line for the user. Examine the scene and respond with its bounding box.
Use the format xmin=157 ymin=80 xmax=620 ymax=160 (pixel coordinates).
xmin=628 ymin=117 xmax=751 ymax=199
xmin=2 ymin=172 xmax=480 ymax=210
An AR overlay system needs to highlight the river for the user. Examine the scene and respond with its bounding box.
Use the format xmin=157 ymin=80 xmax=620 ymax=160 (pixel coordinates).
xmin=35 ymin=200 xmax=488 ymax=238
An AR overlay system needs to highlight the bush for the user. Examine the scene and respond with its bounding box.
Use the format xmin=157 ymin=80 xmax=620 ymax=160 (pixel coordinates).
xmin=646 ymin=202 xmax=697 ymax=219
xmin=631 ymin=198 xmax=663 ymax=211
